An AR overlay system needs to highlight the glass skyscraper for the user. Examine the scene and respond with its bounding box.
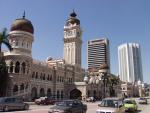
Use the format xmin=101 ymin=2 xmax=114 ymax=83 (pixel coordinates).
xmin=118 ymin=43 xmax=143 ymax=83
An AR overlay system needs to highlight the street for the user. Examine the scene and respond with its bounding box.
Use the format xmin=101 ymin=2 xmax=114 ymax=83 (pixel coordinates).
xmin=6 ymin=99 xmax=150 ymax=113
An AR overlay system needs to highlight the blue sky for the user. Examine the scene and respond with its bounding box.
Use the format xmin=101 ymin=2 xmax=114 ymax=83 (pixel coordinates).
xmin=0 ymin=0 xmax=150 ymax=83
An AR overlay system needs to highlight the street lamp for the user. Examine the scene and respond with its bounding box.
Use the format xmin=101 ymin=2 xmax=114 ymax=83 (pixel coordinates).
xmin=99 ymin=63 xmax=109 ymax=98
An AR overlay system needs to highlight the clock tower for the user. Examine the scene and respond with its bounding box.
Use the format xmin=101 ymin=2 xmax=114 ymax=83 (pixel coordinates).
xmin=63 ymin=11 xmax=82 ymax=67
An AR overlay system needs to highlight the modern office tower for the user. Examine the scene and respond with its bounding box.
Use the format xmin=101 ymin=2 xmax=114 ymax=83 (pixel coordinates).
xmin=88 ymin=38 xmax=110 ymax=72
xmin=118 ymin=43 xmax=143 ymax=83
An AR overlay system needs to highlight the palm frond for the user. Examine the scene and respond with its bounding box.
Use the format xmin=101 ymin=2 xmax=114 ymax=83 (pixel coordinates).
xmin=2 ymin=28 xmax=7 ymax=38
xmin=3 ymin=41 xmax=12 ymax=51
xmin=0 ymin=28 xmax=12 ymax=52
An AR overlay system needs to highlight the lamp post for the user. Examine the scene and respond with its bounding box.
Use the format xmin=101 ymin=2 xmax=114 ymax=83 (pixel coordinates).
xmin=99 ymin=63 xmax=109 ymax=98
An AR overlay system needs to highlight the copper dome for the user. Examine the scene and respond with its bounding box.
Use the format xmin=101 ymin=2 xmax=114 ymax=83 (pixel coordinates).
xmin=10 ymin=17 xmax=34 ymax=34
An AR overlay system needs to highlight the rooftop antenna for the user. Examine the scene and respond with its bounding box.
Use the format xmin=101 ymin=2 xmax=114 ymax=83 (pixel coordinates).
xmin=73 ymin=9 xmax=75 ymax=13
xmin=23 ymin=11 xmax=25 ymax=19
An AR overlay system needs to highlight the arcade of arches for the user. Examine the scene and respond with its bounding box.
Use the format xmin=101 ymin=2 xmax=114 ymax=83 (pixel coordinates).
xmin=31 ymin=87 xmax=83 ymax=100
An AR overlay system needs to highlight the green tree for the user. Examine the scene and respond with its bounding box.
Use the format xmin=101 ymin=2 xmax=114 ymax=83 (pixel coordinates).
xmin=108 ymin=74 xmax=120 ymax=97
xmin=0 ymin=28 xmax=12 ymax=53
xmin=0 ymin=60 xmax=9 ymax=96
xmin=0 ymin=28 xmax=12 ymax=97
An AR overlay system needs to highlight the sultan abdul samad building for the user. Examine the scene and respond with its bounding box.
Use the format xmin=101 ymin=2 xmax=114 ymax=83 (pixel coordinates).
xmin=3 ymin=11 xmax=88 ymax=100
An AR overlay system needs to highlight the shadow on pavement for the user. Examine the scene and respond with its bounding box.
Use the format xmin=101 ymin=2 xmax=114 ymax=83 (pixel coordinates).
xmin=125 ymin=110 xmax=141 ymax=113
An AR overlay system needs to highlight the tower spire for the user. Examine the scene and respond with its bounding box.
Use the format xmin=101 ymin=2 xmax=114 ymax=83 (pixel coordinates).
xmin=23 ymin=11 xmax=25 ymax=19
xmin=70 ymin=9 xmax=77 ymax=17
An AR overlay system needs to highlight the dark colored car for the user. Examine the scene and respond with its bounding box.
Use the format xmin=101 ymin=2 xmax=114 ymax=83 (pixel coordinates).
xmin=35 ymin=97 xmax=56 ymax=105
xmin=0 ymin=97 xmax=29 ymax=112
xmin=48 ymin=99 xmax=87 ymax=113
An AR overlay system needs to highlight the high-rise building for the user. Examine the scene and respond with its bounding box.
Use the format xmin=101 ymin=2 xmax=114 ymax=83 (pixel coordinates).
xmin=118 ymin=43 xmax=143 ymax=83
xmin=87 ymin=38 xmax=110 ymax=72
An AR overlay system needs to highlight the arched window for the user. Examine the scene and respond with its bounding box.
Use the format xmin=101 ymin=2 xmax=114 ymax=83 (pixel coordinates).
xmin=20 ymin=83 xmax=24 ymax=90
xmin=40 ymin=88 xmax=45 ymax=97
xmin=22 ymin=62 xmax=26 ymax=74
xmin=22 ymin=42 xmax=24 ymax=47
xmin=61 ymin=91 xmax=63 ymax=99
xmin=10 ymin=61 xmax=13 ymax=73
xmin=35 ymin=75 xmax=38 ymax=79
xmin=13 ymin=85 xmax=18 ymax=92
xmin=47 ymin=88 xmax=51 ymax=97
xmin=15 ymin=61 xmax=20 ymax=73
xmin=27 ymin=43 xmax=28 ymax=48
xmin=62 ymin=77 xmax=63 ymax=82
xmin=50 ymin=75 xmax=52 ymax=81
xmin=57 ymin=76 xmax=59 ymax=82
xmin=16 ymin=40 xmax=18 ymax=46
xmin=40 ymin=73 xmax=42 ymax=80
xmin=88 ymin=90 xmax=90 ymax=97
xmin=36 ymin=72 xmax=38 ymax=79
xmin=47 ymin=74 xmax=49 ymax=80
xmin=57 ymin=90 xmax=60 ymax=99
xmin=59 ymin=76 xmax=61 ymax=82
xmin=32 ymin=72 xmax=35 ymax=78
xmin=43 ymin=74 xmax=45 ymax=80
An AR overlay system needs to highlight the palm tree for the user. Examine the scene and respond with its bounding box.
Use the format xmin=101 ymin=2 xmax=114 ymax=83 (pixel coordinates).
xmin=0 ymin=28 xmax=12 ymax=97
xmin=108 ymin=74 xmax=120 ymax=97
xmin=0 ymin=60 xmax=9 ymax=97
xmin=0 ymin=28 xmax=12 ymax=55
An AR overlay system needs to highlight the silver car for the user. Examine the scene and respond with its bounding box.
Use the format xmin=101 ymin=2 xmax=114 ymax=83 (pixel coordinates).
xmin=138 ymin=97 xmax=148 ymax=104
xmin=0 ymin=97 xmax=29 ymax=112
xmin=96 ymin=97 xmax=125 ymax=113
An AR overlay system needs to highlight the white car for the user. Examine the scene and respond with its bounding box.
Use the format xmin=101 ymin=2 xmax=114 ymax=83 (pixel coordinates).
xmin=138 ymin=97 xmax=148 ymax=104
xmin=96 ymin=97 xmax=125 ymax=113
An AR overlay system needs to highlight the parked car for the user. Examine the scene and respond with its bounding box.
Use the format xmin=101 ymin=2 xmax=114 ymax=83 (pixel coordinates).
xmin=96 ymin=97 xmax=125 ymax=113
xmin=138 ymin=97 xmax=148 ymax=104
xmin=35 ymin=97 xmax=55 ymax=105
xmin=48 ymin=99 xmax=87 ymax=113
xmin=123 ymin=99 xmax=138 ymax=112
xmin=0 ymin=97 xmax=29 ymax=112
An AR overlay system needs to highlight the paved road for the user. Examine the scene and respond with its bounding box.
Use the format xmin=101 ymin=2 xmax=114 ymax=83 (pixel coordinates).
xmin=6 ymin=99 xmax=150 ymax=113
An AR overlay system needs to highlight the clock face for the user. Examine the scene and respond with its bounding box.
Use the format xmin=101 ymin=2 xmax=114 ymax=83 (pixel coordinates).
xmin=67 ymin=30 xmax=73 ymax=36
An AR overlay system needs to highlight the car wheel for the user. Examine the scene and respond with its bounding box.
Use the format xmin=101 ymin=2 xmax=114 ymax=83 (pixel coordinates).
xmin=3 ymin=106 xmax=9 ymax=112
xmin=82 ymin=110 xmax=86 ymax=113
xmin=68 ymin=111 xmax=72 ymax=113
xmin=24 ymin=104 xmax=29 ymax=110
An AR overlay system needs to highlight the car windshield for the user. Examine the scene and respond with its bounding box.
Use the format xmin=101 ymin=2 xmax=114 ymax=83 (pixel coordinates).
xmin=124 ymin=100 xmax=134 ymax=104
xmin=40 ymin=97 xmax=47 ymax=100
xmin=0 ymin=98 xmax=4 ymax=102
xmin=56 ymin=101 xmax=74 ymax=106
xmin=139 ymin=98 xmax=145 ymax=100
xmin=100 ymin=99 xmax=118 ymax=107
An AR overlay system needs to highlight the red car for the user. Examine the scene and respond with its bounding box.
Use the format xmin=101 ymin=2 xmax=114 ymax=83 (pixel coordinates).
xmin=35 ymin=97 xmax=55 ymax=105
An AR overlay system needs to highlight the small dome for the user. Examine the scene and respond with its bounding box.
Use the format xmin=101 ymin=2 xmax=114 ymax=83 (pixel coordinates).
xmin=65 ymin=10 xmax=80 ymax=26
xmin=10 ymin=16 xmax=34 ymax=34
xmin=84 ymin=76 xmax=89 ymax=82
xmin=99 ymin=63 xmax=109 ymax=70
